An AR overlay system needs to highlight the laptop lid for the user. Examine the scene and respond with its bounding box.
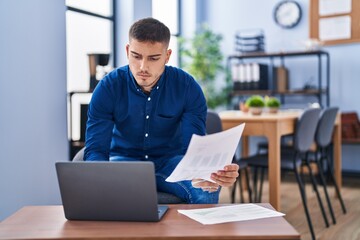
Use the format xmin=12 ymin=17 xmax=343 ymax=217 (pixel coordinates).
xmin=55 ymin=161 xmax=168 ymax=222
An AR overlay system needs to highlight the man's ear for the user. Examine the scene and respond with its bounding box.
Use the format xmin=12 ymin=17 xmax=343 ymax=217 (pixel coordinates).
xmin=165 ymin=49 xmax=172 ymax=64
xmin=126 ymin=44 xmax=130 ymax=58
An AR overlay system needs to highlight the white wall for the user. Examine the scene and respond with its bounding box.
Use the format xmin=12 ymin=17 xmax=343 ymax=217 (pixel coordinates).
xmin=0 ymin=0 xmax=68 ymax=220
xmin=116 ymin=0 xmax=152 ymax=66
xmin=181 ymin=0 xmax=197 ymax=38
xmin=116 ymin=0 xmax=135 ymax=66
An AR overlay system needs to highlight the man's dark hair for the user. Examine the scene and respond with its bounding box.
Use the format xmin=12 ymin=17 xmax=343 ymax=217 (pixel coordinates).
xmin=129 ymin=17 xmax=171 ymax=47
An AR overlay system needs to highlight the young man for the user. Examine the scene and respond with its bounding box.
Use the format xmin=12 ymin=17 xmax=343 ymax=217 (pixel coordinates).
xmin=84 ymin=17 xmax=239 ymax=203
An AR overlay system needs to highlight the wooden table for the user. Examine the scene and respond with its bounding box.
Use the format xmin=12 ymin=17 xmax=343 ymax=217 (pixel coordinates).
xmin=220 ymin=110 xmax=342 ymax=211
xmin=0 ymin=204 xmax=300 ymax=240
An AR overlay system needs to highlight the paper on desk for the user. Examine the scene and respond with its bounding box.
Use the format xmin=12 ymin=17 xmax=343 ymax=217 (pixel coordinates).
xmin=178 ymin=204 xmax=285 ymax=225
xmin=166 ymin=123 xmax=245 ymax=183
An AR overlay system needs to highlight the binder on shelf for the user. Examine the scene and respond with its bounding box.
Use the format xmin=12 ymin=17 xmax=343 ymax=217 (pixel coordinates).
xmin=251 ymin=63 xmax=260 ymax=90
xmin=244 ymin=63 xmax=252 ymax=90
xmin=232 ymin=63 xmax=269 ymax=91
xmin=239 ymin=64 xmax=246 ymax=89
xmin=231 ymin=64 xmax=239 ymax=82
xmin=227 ymin=50 xmax=329 ymax=107
xmin=232 ymin=64 xmax=245 ymax=90
xmin=232 ymin=63 xmax=245 ymax=90
xmin=275 ymin=66 xmax=289 ymax=93
xmin=257 ymin=63 xmax=269 ymax=90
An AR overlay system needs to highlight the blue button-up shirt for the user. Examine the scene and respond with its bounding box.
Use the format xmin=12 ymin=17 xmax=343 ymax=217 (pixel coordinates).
xmin=84 ymin=65 xmax=207 ymax=161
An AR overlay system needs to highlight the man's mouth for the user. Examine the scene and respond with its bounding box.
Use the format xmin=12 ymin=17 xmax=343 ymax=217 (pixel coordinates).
xmin=138 ymin=73 xmax=150 ymax=78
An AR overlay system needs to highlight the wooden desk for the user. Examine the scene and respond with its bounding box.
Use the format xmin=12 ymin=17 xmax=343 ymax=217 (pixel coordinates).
xmin=0 ymin=204 xmax=299 ymax=240
xmin=220 ymin=110 xmax=342 ymax=211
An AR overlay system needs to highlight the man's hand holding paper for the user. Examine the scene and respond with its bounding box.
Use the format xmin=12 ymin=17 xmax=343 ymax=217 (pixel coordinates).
xmin=166 ymin=123 xmax=245 ymax=191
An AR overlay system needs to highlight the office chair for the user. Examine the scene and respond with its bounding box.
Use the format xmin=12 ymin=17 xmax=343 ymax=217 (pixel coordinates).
xmin=231 ymin=156 xmax=253 ymax=203
xmin=254 ymin=107 xmax=347 ymax=221
xmin=311 ymin=107 xmax=346 ymax=225
xmin=72 ymin=147 xmax=85 ymax=161
xmin=72 ymin=147 xmax=185 ymax=204
xmin=206 ymin=110 xmax=252 ymax=203
xmin=241 ymin=108 xmax=325 ymax=240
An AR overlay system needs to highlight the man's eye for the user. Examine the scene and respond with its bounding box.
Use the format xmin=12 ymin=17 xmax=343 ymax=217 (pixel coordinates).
xmin=132 ymin=55 xmax=141 ymax=59
xmin=149 ymin=57 xmax=160 ymax=61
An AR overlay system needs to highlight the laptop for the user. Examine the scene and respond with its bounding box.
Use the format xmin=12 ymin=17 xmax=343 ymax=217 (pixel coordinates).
xmin=55 ymin=161 xmax=168 ymax=222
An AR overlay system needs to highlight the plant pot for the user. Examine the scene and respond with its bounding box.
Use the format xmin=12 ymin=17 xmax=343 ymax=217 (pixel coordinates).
xmin=268 ymin=107 xmax=279 ymax=114
xmin=249 ymin=107 xmax=263 ymax=115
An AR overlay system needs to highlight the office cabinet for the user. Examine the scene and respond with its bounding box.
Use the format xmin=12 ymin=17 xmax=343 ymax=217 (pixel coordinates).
xmin=227 ymin=50 xmax=330 ymax=107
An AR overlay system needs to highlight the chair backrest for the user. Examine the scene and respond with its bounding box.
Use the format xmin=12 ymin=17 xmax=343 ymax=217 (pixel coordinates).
xmin=206 ymin=111 xmax=223 ymax=134
xmin=315 ymin=107 xmax=339 ymax=148
xmin=293 ymin=108 xmax=321 ymax=152
xmin=72 ymin=147 xmax=85 ymax=161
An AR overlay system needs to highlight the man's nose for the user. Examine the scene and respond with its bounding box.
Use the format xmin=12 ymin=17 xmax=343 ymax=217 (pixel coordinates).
xmin=140 ymin=59 xmax=148 ymax=70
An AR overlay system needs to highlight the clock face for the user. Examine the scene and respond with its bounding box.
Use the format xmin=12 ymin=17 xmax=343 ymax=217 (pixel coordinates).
xmin=274 ymin=1 xmax=302 ymax=29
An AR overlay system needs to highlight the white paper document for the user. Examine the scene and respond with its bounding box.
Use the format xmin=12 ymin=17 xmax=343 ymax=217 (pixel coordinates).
xmin=166 ymin=123 xmax=245 ymax=183
xmin=319 ymin=16 xmax=351 ymax=41
xmin=178 ymin=204 xmax=285 ymax=225
xmin=319 ymin=0 xmax=351 ymax=16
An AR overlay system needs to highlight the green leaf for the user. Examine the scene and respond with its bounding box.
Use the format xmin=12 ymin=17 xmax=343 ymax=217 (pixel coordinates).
xmin=180 ymin=24 xmax=229 ymax=109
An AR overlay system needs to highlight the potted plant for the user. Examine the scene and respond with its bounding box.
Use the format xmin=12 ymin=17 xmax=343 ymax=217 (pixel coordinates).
xmin=246 ymin=95 xmax=265 ymax=115
xmin=179 ymin=25 xmax=231 ymax=109
xmin=265 ymin=96 xmax=281 ymax=113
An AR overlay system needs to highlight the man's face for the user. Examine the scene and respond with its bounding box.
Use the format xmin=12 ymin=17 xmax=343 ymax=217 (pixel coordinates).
xmin=126 ymin=39 xmax=172 ymax=93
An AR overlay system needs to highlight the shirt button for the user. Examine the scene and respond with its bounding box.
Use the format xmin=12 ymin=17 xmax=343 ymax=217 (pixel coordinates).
xmin=146 ymin=115 xmax=149 ymax=119
xmin=145 ymin=155 xmax=148 ymax=159
xmin=147 ymin=97 xmax=151 ymax=101
xmin=156 ymin=86 xmax=159 ymax=89
xmin=145 ymin=133 xmax=149 ymax=137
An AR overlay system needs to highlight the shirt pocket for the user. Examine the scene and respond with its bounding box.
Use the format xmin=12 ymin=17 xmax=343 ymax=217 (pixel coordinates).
xmin=152 ymin=114 xmax=180 ymax=138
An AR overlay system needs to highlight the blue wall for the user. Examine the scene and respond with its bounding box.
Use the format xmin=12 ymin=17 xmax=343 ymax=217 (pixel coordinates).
xmin=204 ymin=0 xmax=360 ymax=172
xmin=0 ymin=0 xmax=68 ymax=220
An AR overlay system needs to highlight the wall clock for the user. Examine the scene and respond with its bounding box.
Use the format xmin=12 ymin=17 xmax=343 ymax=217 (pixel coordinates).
xmin=273 ymin=0 xmax=302 ymax=29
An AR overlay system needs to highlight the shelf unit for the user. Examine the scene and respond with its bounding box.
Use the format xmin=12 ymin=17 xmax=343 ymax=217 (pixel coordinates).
xmin=227 ymin=50 xmax=330 ymax=107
